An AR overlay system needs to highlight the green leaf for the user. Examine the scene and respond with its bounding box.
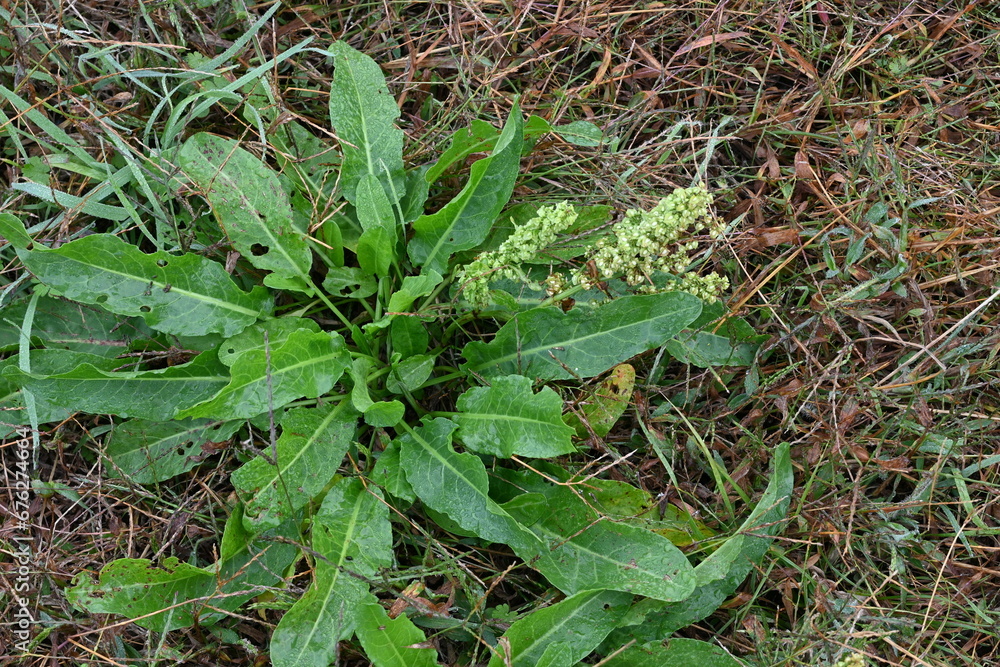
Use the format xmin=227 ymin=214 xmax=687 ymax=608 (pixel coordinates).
xmin=385 ymin=354 xmax=434 ymax=394
xmin=605 ymin=442 xmax=793 ymax=646
xmin=553 ymin=119 xmax=603 ymax=147
xmin=462 ymin=293 xmax=702 ymax=380
xmin=3 ymin=349 xmax=230 ymax=421
xmin=323 ymin=265 xmax=377 ymax=299
xmin=271 ymin=478 xmax=392 ymax=667
xmin=0 ymin=212 xmax=32 ymax=249
xmin=217 ymin=317 xmax=321 ymax=367
xmin=487 ymin=589 xmax=631 ymax=667
xmin=232 ymin=401 xmax=356 ymax=533
xmin=67 ymin=509 xmax=299 ymax=633
xmin=386 ymin=271 xmax=443 ymax=314
xmin=350 ymin=357 xmax=375 ymax=412
xmin=177 ymin=329 xmax=350 ymax=420
xmin=356 ymin=173 xmax=398 ymax=278
xmin=105 ymin=418 xmax=241 ymax=484
xmin=565 ymin=363 xmax=635 ymax=438
xmin=507 ymin=485 xmax=696 ymax=601
xmin=425 ymin=120 xmax=501 ymax=184
xmin=370 ymin=439 xmax=414 ymax=503
xmin=454 ymin=375 xmax=574 ymax=458
xmin=602 ymin=639 xmax=746 ymax=667
xmin=398 ymin=418 xmax=540 ymax=552
xmin=0 ymin=295 xmax=148 ymax=357
xmin=178 ymin=133 xmax=313 ymax=290
xmin=355 ymin=602 xmax=440 ymax=667
xmin=408 ymin=104 xmax=524 ymax=275
xmin=18 ymin=234 xmax=272 ymax=337
xmin=664 ymin=303 xmax=765 ymax=368
xmin=389 ymin=316 xmax=429 ymax=357
xmin=364 ymin=400 xmax=405 ymax=427
xmin=328 ymin=41 xmax=405 ymax=205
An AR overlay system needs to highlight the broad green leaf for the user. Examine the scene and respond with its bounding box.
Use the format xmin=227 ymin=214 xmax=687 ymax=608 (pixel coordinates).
xmin=217 ymin=317 xmax=321 ymax=367
xmin=3 ymin=349 xmax=230 ymax=421
xmin=389 ymin=316 xmax=428 ymax=357
xmin=17 ymin=234 xmax=272 ymax=337
xmin=105 ymin=418 xmax=241 ymax=484
xmin=178 ymin=133 xmax=313 ymax=290
xmin=664 ymin=302 xmax=765 ymax=368
xmin=176 ymin=329 xmax=350 ymax=420
xmin=398 ymin=418 xmax=540 ymax=552
xmin=386 ymin=271 xmax=442 ymax=314
xmin=401 ymin=166 xmax=430 ymax=223
xmin=1 ymin=350 xmax=118 ymax=427
xmin=355 ymin=602 xmax=440 ymax=667
xmin=0 ymin=295 xmax=148 ymax=357
xmin=371 ymin=439 xmax=414 ymax=503
xmin=385 ymin=354 xmax=434 ymax=394
xmin=408 ymin=104 xmax=523 ymax=275
xmin=425 ymin=119 xmax=501 ymax=184
xmin=553 ymin=119 xmax=603 ymax=147
xmin=585 ymin=478 xmax=715 ymax=547
xmin=462 ymin=293 xmax=702 ymax=380
xmin=328 ymin=41 xmax=405 ymax=205
xmin=454 ymin=375 xmax=574 ymax=458
xmin=356 ymin=173 xmax=398 ymax=278
xmin=67 ymin=509 xmax=299 ymax=633
xmin=364 ymin=400 xmax=405 ymax=427
xmin=602 ymin=639 xmax=745 ymax=667
xmin=507 ymin=485 xmax=696 ymax=601
xmin=487 ymin=590 xmax=631 ymax=667
xmin=0 ymin=212 xmax=32 ymax=249
xmin=565 ymin=364 xmax=634 ymax=438
xmin=605 ymin=442 xmax=793 ymax=646
xmin=232 ymin=401 xmax=357 ymax=533
xmin=350 ymin=357 xmax=375 ymax=412
xmin=271 ymin=478 xmax=392 ymax=667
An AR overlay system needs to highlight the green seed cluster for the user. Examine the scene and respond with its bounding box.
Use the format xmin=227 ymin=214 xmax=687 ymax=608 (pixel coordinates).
xmin=457 ymin=201 xmax=578 ymax=308
xmin=830 ymin=652 xmax=865 ymax=667
xmin=573 ymin=183 xmax=728 ymax=299
xmin=457 ymin=185 xmax=729 ymax=308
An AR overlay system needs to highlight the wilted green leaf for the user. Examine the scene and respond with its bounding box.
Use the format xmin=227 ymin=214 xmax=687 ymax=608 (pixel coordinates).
xmin=454 ymin=375 xmax=574 ymax=458
xmin=328 ymin=41 xmax=405 ymax=205
xmin=3 ymin=349 xmax=230 ymax=421
xmin=232 ymin=401 xmax=356 ymax=533
xmin=462 ymin=293 xmax=702 ymax=380
xmin=177 ymin=329 xmax=350 ymax=419
xmin=179 ymin=133 xmax=313 ymax=290
xmin=271 ymin=478 xmax=392 ymax=667
xmin=105 ymin=418 xmax=241 ymax=484
xmin=398 ymin=418 xmax=540 ymax=552
xmin=355 ymin=602 xmax=440 ymax=667
xmin=408 ymin=105 xmax=523 ymax=275
xmin=487 ymin=589 xmax=631 ymax=667
xmin=565 ymin=363 xmax=634 ymax=438
xmin=17 ymin=234 xmax=272 ymax=337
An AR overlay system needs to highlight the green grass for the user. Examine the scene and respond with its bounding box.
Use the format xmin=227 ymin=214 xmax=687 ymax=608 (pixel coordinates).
xmin=2 ymin=1 xmax=999 ymax=666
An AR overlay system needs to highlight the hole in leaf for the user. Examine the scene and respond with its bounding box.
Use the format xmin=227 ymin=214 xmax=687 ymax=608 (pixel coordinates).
xmin=156 ymin=259 xmax=168 ymax=267
xmin=250 ymin=243 xmax=267 ymax=256
xmin=96 ymin=295 xmax=108 ymax=304
xmin=140 ymin=306 xmax=151 ymax=313
xmin=227 ymin=348 xmax=235 ymax=355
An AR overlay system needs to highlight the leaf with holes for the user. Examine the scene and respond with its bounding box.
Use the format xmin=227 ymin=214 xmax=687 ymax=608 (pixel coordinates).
xmin=232 ymin=401 xmax=357 ymax=533
xmin=176 ymin=329 xmax=350 ymax=420
xmin=105 ymin=418 xmax=241 ymax=484
xmin=565 ymin=364 xmax=635 ymax=438
xmin=462 ymin=293 xmax=702 ymax=380
xmin=178 ymin=133 xmax=314 ymax=291
xmin=454 ymin=374 xmax=574 ymax=458
xmin=17 ymin=234 xmax=272 ymax=337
